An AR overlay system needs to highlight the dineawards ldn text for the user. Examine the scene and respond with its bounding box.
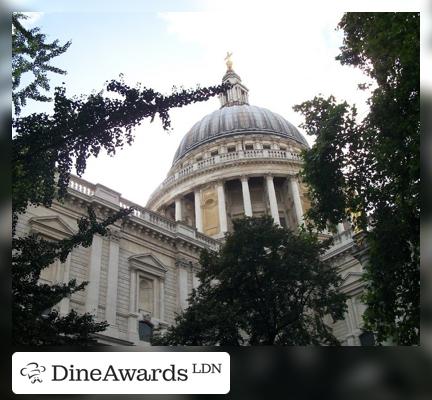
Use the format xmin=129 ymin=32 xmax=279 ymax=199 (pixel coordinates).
xmin=51 ymin=363 xmax=222 ymax=382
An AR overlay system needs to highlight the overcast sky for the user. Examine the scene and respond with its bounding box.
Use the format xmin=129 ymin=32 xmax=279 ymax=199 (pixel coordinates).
xmin=14 ymin=0 xmax=427 ymax=206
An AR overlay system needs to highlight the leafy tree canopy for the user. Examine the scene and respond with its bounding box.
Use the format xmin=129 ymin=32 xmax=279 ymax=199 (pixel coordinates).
xmin=293 ymin=12 xmax=419 ymax=345
xmin=152 ymin=217 xmax=348 ymax=346
xmin=12 ymin=13 xmax=230 ymax=345
xmin=12 ymin=12 xmax=71 ymax=115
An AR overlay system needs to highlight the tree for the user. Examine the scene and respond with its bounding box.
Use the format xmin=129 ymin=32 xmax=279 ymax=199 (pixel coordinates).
xmin=152 ymin=217 xmax=348 ymax=346
xmin=293 ymin=13 xmax=419 ymax=345
xmin=12 ymin=13 xmax=71 ymax=115
xmin=12 ymin=13 xmax=230 ymax=345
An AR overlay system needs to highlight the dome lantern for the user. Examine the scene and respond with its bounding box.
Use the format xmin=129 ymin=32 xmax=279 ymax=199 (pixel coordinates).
xmin=219 ymin=52 xmax=249 ymax=108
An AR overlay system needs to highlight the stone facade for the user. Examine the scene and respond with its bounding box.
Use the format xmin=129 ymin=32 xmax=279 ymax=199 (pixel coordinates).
xmin=17 ymin=177 xmax=217 ymax=346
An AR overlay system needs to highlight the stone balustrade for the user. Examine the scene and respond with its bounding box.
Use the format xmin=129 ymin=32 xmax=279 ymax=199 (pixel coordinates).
xmin=154 ymin=149 xmax=302 ymax=194
xmin=69 ymin=178 xmax=95 ymax=196
xmin=68 ymin=176 xmax=219 ymax=251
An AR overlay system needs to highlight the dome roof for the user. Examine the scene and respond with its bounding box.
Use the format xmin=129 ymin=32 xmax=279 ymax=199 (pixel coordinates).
xmin=173 ymin=105 xmax=308 ymax=164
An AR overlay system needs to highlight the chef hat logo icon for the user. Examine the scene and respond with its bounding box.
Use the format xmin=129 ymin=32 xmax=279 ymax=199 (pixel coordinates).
xmin=20 ymin=362 xmax=46 ymax=383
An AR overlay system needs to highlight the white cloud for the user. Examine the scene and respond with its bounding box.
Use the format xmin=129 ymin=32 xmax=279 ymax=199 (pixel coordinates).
xmin=82 ymin=1 xmax=424 ymax=205
xmin=158 ymin=9 xmax=373 ymax=125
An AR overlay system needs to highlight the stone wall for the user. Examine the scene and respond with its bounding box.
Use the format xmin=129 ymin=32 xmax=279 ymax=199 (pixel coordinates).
xmin=16 ymin=176 xmax=216 ymax=346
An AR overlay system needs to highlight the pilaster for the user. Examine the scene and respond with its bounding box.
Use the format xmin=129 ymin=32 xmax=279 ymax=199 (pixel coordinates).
xmin=58 ymin=254 xmax=71 ymax=316
xmin=105 ymin=230 xmax=121 ymax=326
xmin=85 ymin=233 xmax=103 ymax=315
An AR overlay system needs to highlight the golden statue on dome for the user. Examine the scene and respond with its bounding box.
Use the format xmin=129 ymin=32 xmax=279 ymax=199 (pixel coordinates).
xmin=225 ymin=51 xmax=233 ymax=70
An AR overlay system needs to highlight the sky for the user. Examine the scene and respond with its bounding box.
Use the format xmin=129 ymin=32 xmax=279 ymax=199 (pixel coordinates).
xmin=12 ymin=0 xmax=428 ymax=206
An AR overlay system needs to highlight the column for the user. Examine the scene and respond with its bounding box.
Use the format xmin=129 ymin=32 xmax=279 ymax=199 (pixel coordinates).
xmin=289 ymin=176 xmax=304 ymax=226
xmin=128 ymin=268 xmax=138 ymax=342
xmin=241 ymin=176 xmax=253 ymax=217
xmin=159 ymin=280 xmax=165 ymax=321
xmin=129 ymin=269 xmax=137 ymax=313
xmin=85 ymin=234 xmax=103 ymax=314
xmin=217 ymin=181 xmax=228 ymax=233
xmin=178 ymin=267 xmax=189 ymax=311
xmin=175 ymin=197 xmax=183 ymax=222
xmin=266 ymin=175 xmax=280 ymax=225
xmin=59 ymin=254 xmax=71 ymax=316
xmin=337 ymin=222 xmax=345 ymax=234
xmin=194 ymin=189 xmax=203 ymax=232
xmin=105 ymin=231 xmax=120 ymax=326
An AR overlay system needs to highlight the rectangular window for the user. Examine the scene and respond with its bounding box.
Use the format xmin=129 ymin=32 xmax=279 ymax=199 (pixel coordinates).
xmin=138 ymin=320 xmax=153 ymax=342
xmin=245 ymin=144 xmax=254 ymax=150
xmin=196 ymin=156 xmax=202 ymax=162
xmin=227 ymin=146 xmax=236 ymax=153
xmin=263 ymin=144 xmax=271 ymax=150
xmin=279 ymin=145 xmax=287 ymax=151
xmin=138 ymin=277 xmax=154 ymax=314
xmin=210 ymin=150 xmax=218 ymax=157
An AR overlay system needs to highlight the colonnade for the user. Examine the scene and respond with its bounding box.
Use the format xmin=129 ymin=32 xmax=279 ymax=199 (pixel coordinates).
xmin=174 ymin=175 xmax=305 ymax=234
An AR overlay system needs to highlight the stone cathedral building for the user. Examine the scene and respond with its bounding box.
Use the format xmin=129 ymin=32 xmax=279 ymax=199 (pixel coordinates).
xmin=17 ymin=61 xmax=370 ymax=346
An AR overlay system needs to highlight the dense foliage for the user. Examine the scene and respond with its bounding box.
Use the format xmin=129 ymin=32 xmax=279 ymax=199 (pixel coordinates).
xmin=12 ymin=80 xmax=229 ymax=232
xmin=152 ymin=217 xmax=347 ymax=346
xmin=12 ymin=13 xmax=71 ymax=115
xmin=293 ymin=13 xmax=419 ymax=344
xmin=12 ymin=13 xmax=229 ymax=345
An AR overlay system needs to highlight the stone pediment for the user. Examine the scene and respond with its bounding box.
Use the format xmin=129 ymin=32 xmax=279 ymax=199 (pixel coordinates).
xmin=29 ymin=215 xmax=76 ymax=240
xmin=128 ymin=253 xmax=167 ymax=278
xmin=341 ymin=271 xmax=363 ymax=287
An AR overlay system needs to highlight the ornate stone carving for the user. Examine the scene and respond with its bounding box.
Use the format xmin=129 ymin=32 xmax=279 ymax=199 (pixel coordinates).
xmin=175 ymin=258 xmax=194 ymax=270
xmin=108 ymin=229 xmax=121 ymax=243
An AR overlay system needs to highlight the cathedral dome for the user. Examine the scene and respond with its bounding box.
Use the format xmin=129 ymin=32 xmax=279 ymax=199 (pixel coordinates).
xmin=147 ymin=60 xmax=310 ymax=229
xmin=172 ymin=105 xmax=308 ymax=164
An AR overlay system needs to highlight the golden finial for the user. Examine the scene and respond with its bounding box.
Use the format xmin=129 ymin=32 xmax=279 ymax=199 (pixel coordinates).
xmin=225 ymin=51 xmax=233 ymax=71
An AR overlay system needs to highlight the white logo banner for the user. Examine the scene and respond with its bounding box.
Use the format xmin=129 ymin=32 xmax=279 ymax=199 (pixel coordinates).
xmin=12 ymin=352 xmax=230 ymax=394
